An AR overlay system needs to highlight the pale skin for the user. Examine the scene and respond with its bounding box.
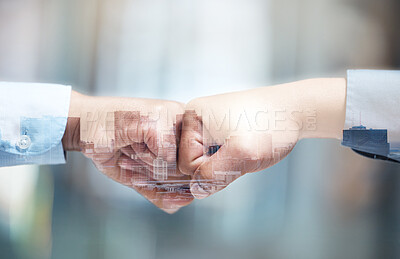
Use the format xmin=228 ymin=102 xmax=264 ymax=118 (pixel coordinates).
xmin=62 ymin=91 xmax=194 ymax=214
xmin=62 ymin=78 xmax=346 ymax=211
xmin=179 ymin=78 xmax=346 ymax=199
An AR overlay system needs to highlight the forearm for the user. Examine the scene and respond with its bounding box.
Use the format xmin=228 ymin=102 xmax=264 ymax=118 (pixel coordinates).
xmin=244 ymin=78 xmax=346 ymax=140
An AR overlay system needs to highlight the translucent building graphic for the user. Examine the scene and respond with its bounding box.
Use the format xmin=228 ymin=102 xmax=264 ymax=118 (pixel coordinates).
xmin=341 ymin=125 xmax=400 ymax=163
xmin=342 ymin=125 xmax=390 ymax=157
xmin=153 ymin=157 xmax=168 ymax=181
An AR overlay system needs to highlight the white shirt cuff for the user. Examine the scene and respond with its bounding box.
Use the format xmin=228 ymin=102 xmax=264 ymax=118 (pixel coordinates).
xmin=0 ymin=82 xmax=71 ymax=167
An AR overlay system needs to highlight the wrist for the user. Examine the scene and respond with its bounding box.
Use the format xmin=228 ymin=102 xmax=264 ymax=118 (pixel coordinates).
xmin=62 ymin=91 xmax=87 ymax=151
xmin=295 ymin=78 xmax=347 ymax=140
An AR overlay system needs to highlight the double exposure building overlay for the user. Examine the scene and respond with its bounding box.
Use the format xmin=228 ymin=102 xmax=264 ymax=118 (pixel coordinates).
xmin=341 ymin=125 xmax=400 ymax=162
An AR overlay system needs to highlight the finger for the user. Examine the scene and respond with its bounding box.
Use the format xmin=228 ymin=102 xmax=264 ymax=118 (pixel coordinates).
xmin=104 ymin=155 xmax=194 ymax=213
xmin=133 ymin=116 xmax=183 ymax=177
xmin=114 ymin=111 xmax=141 ymax=150
xmin=178 ymin=110 xmax=206 ymax=175
xmin=121 ymin=143 xmax=156 ymax=166
xmin=118 ymin=154 xmax=194 ymax=211
xmin=135 ymin=115 xmax=178 ymax=166
xmin=113 ymin=111 xmax=160 ymax=154
xmin=114 ymin=109 xmax=183 ymax=178
xmin=190 ymin=134 xmax=275 ymax=199
xmin=118 ymin=152 xmax=152 ymax=175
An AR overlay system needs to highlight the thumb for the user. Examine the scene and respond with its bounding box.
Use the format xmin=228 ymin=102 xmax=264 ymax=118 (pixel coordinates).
xmin=178 ymin=110 xmax=206 ymax=175
xmin=190 ymin=134 xmax=273 ymax=199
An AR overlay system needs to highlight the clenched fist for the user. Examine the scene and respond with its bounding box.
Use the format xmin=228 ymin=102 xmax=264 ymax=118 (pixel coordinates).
xmin=179 ymin=79 xmax=346 ymax=199
xmin=63 ymin=91 xmax=193 ymax=213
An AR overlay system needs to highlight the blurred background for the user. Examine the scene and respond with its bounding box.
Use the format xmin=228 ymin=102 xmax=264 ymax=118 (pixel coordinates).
xmin=0 ymin=0 xmax=400 ymax=258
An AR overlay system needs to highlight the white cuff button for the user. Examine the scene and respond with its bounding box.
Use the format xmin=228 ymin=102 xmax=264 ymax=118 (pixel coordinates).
xmin=16 ymin=135 xmax=31 ymax=151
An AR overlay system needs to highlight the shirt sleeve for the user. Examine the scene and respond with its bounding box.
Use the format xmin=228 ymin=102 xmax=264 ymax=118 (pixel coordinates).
xmin=342 ymin=70 xmax=400 ymax=163
xmin=0 ymin=82 xmax=71 ymax=167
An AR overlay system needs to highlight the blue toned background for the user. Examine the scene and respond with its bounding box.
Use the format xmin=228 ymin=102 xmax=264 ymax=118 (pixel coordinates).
xmin=0 ymin=0 xmax=400 ymax=258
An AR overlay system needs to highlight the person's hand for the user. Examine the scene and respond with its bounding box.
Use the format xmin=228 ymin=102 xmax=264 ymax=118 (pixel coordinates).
xmin=179 ymin=79 xmax=346 ymax=199
xmin=63 ymin=91 xmax=193 ymax=213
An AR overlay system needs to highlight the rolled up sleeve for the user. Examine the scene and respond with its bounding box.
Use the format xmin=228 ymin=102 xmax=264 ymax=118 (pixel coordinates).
xmin=0 ymin=82 xmax=71 ymax=167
